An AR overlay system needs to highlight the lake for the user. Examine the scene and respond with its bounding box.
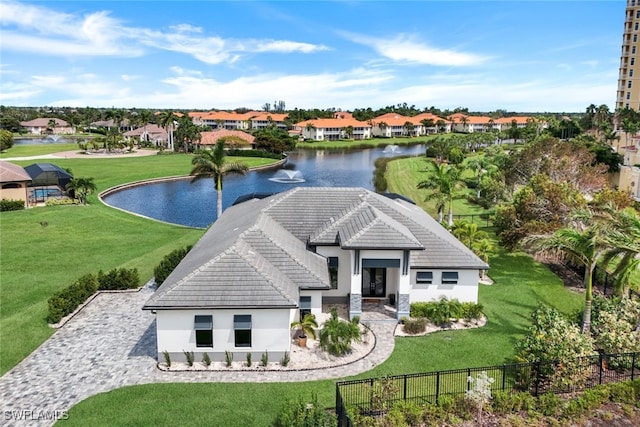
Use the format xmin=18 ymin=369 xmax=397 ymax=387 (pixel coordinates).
xmin=102 ymin=144 xmax=426 ymax=228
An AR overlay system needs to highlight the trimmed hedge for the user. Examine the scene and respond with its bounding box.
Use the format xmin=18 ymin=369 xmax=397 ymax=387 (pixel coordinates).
xmin=410 ymin=298 xmax=484 ymax=325
xmin=0 ymin=199 xmax=25 ymax=211
xmin=97 ymin=268 xmax=140 ymax=290
xmin=226 ymin=149 xmax=283 ymax=159
xmin=47 ymin=268 xmax=140 ymax=324
xmin=153 ymin=245 xmax=192 ymax=286
xmin=47 ymin=274 xmax=99 ymax=324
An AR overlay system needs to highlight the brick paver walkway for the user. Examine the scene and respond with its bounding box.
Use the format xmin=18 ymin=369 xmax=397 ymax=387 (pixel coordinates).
xmin=0 ymin=282 xmax=396 ymax=426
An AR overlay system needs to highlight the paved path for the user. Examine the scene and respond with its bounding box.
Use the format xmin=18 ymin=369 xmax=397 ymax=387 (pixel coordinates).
xmin=0 ymin=282 xmax=396 ymax=426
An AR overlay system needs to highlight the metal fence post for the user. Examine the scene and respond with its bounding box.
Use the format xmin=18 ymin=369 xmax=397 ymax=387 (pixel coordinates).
xmin=502 ymin=365 xmax=506 ymax=391
xmin=403 ymin=374 xmax=407 ymax=401
xmin=599 ymin=352 xmax=604 ymax=385
xmin=534 ymin=361 xmax=540 ymax=397
xmin=632 ymin=352 xmax=637 ymax=381
xmin=435 ymin=372 xmax=440 ymax=405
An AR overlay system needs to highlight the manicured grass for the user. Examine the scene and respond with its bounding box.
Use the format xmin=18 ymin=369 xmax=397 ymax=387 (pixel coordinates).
xmin=385 ymin=156 xmax=490 ymax=217
xmin=0 ymin=143 xmax=79 ymax=158
xmin=0 ymin=153 xmax=278 ymax=375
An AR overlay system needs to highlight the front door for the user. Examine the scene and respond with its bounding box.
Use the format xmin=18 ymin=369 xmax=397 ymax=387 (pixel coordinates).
xmin=362 ymin=268 xmax=386 ymax=297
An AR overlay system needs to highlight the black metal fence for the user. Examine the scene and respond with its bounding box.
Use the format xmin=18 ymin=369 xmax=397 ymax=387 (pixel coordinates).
xmin=451 ymin=213 xmax=493 ymax=227
xmin=336 ymin=351 xmax=640 ymax=426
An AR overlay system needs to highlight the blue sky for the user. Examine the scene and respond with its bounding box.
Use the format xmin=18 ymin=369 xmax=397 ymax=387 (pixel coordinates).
xmin=0 ymin=0 xmax=625 ymax=112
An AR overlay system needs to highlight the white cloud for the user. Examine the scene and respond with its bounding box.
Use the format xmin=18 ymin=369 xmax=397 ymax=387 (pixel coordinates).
xmin=342 ymin=32 xmax=487 ymax=66
xmin=0 ymin=1 xmax=329 ymax=64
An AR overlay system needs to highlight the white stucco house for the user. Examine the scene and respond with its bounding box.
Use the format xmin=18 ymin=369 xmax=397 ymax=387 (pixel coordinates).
xmin=143 ymin=187 xmax=488 ymax=362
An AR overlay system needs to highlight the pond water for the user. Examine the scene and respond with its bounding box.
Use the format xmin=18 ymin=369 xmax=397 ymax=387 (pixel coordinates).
xmin=102 ymin=144 xmax=426 ymax=228
xmin=14 ymin=136 xmax=74 ymax=145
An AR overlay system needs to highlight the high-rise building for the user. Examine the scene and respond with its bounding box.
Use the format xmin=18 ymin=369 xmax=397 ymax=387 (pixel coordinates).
xmin=618 ymin=0 xmax=640 ymax=111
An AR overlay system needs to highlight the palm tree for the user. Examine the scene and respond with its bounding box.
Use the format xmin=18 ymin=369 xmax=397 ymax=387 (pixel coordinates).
xmin=66 ymin=177 xmax=97 ymax=205
xmin=601 ymin=207 xmax=640 ymax=296
xmin=420 ymin=119 xmax=435 ymax=136
xmin=472 ymin=238 xmax=495 ymax=281
xmin=527 ymin=226 xmax=609 ymax=334
xmin=190 ymin=141 xmax=249 ymax=218
xmin=403 ymin=121 xmax=415 ymax=137
xmin=159 ymin=111 xmax=177 ymax=151
xmin=451 ymin=220 xmax=488 ymax=248
xmin=417 ymin=161 xmax=465 ymax=226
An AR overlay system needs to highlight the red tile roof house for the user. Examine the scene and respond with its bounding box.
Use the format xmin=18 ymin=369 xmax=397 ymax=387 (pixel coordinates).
xmin=0 ymin=161 xmax=32 ymax=206
xmin=295 ymin=117 xmax=372 ymax=141
xmin=198 ymin=130 xmax=255 ymax=150
xmin=369 ymin=113 xmax=451 ymax=138
xmin=143 ymin=187 xmax=488 ymax=363
xmin=19 ymin=118 xmax=76 ymax=135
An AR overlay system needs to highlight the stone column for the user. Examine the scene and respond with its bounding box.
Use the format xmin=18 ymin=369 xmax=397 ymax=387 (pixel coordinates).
xmin=397 ymin=293 xmax=410 ymax=320
xmin=349 ymin=293 xmax=362 ymax=320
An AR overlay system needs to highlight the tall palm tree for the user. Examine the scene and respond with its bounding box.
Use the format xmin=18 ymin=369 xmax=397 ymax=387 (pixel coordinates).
xmin=417 ymin=161 xmax=464 ymax=226
xmin=527 ymin=226 xmax=609 ymax=334
xmin=66 ymin=177 xmax=97 ymax=205
xmin=403 ymin=121 xmax=415 ymax=137
xmin=159 ymin=111 xmax=178 ymax=151
xmin=190 ymin=141 xmax=249 ymax=218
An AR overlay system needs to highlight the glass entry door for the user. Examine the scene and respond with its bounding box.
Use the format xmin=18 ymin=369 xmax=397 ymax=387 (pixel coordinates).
xmin=362 ymin=268 xmax=386 ymax=297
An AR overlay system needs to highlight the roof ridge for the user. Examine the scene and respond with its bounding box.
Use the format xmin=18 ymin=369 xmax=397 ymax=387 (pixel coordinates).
xmin=235 ymin=238 xmax=298 ymax=305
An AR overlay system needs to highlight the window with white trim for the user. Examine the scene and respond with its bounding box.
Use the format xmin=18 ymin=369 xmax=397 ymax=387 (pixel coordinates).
xmin=416 ymin=271 xmax=433 ymax=284
xmin=194 ymin=315 xmax=213 ymax=347
xmin=442 ymin=272 xmax=459 ymax=284
xmin=234 ymin=315 xmax=252 ymax=348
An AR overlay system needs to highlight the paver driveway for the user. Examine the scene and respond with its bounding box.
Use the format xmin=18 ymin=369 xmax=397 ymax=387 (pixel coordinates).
xmin=0 ymin=282 xmax=395 ymax=426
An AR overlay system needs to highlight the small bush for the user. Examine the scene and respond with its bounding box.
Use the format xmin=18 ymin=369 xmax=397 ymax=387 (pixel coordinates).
xmin=153 ymin=245 xmax=192 ymax=286
xmin=281 ymin=351 xmax=290 ymax=367
xmin=536 ymin=392 xmax=562 ymax=417
xmin=202 ymin=352 xmax=211 ymax=367
xmin=163 ymin=350 xmax=171 ymax=367
xmin=403 ymin=318 xmax=427 ymax=334
xmin=273 ymin=393 xmax=335 ymax=427
xmin=608 ymin=381 xmax=636 ymax=404
xmin=97 ymin=268 xmax=140 ymax=290
xmin=225 ymin=351 xmax=233 ymax=367
xmin=261 ymin=351 xmax=268 ymax=367
xmin=246 ymin=352 xmax=252 ymax=367
xmin=183 ymin=350 xmax=194 ymax=367
xmin=319 ymin=309 xmax=361 ymax=356
xmin=0 ymin=199 xmax=25 ymax=211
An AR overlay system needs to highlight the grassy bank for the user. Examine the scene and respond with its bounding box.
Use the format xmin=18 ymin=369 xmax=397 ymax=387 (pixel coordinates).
xmin=0 ymin=152 xmax=278 ymax=375
xmin=295 ymin=136 xmax=437 ymax=150
xmin=0 ymin=143 xmax=79 ymax=158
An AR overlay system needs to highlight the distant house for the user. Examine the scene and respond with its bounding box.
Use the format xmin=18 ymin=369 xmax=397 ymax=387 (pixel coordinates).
xmin=295 ymin=117 xmax=372 ymax=141
xmin=0 ymin=161 xmax=31 ymax=205
xmin=143 ymin=187 xmax=487 ymax=362
xmin=123 ymin=124 xmax=167 ymax=146
xmin=20 ymin=118 xmax=75 ymax=135
xmin=198 ymin=129 xmax=255 ymax=149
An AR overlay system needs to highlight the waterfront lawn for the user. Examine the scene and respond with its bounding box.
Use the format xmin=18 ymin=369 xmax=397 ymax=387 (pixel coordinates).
xmin=0 ymin=143 xmax=79 ymax=158
xmin=295 ymin=136 xmax=436 ymax=150
xmin=385 ymin=156 xmax=489 ymax=217
xmin=1 ymin=154 xmax=276 ymax=375
xmin=62 ymin=247 xmax=584 ymax=426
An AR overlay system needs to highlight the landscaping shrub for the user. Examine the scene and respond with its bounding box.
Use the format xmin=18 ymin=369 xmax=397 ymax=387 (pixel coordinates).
xmin=403 ymin=317 xmax=427 ymax=334
xmin=97 ymin=268 xmax=140 ymax=290
xmin=246 ymin=352 xmax=252 ymax=367
xmin=46 ymin=274 xmax=99 ymax=323
xmin=45 ymin=198 xmax=77 ymax=206
xmin=183 ymin=350 xmax=194 ymax=367
xmin=225 ymin=351 xmax=233 ymax=367
xmin=202 ymin=352 xmax=211 ymax=367
xmin=0 ymin=199 xmax=24 ymax=211
xmin=153 ymin=245 xmax=192 ymax=286
xmin=514 ymin=304 xmax=594 ymax=390
xmin=590 ymin=296 xmax=640 ymax=367
xmin=409 ymin=297 xmax=477 ymax=327
xmin=273 ymin=393 xmax=335 ymax=427
xmin=319 ymin=308 xmax=361 ymax=356
xmin=280 ymin=351 xmax=290 ymax=367
xmin=261 ymin=351 xmax=268 ymax=367
xmin=163 ymin=350 xmax=171 ymax=367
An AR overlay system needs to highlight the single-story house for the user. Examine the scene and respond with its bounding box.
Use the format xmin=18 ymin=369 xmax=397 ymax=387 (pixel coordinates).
xmin=143 ymin=187 xmax=488 ymax=362
xmin=19 ymin=118 xmax=75 ymax=135
xmin=198 ymin=129 xmax=255 ymax=149
xmin=0 ymin=161 xmax=32 ymax=205
xmin=123 ymin=124 xmax=168 ymax=146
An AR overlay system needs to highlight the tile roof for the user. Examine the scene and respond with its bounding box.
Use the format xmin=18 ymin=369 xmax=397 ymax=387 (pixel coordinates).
xmin=0 ymin=161 xmax=31 ymax=183
xmin=144 ymin=187 xmax=488 ymax=310
xmin=200 ymin=130 xmax=255 ymax=145
xmin=123 ymin=124 xmax=167 ymax=138
xmin=19 ymin=118 xmax=69 ymax=127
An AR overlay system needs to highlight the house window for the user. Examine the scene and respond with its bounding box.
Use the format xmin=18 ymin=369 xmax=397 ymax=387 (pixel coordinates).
xmin=328 ymin=257 xmax=339 ymax=289
xmin=300 ymin=296 xmax=312 ymax=319
xmin=628 ymin=92 xmax=632 ymax=100
xmin=636 ymin=22 xmax=639 ymax=31
xmin=635 ymin=34 xmax=638 ymax=43
xmin=416 ymin=272 xmax=433 ymax=284
xmin=631 ymin=69 xmax=635 ymax=77
xmin=234 ymin=315 xmax=252 ymax=347
xmin=442 ymin=272 xmax=459 ymax=284
xmin=632 ymin=58 xmax=636 ymax=66
xmin=194 ymin=315 xmax=213 ymax=347
xmin=634 ymin=46 xmax=637 ymax=54
xmin=629 ymin=81 xmax=633 ymax=89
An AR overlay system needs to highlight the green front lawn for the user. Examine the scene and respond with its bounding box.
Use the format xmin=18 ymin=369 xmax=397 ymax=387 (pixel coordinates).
xmin=0 ymin=143 xmax=79 ymax=158
xmin=0 ymin=153 xmax=277 ymax=375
